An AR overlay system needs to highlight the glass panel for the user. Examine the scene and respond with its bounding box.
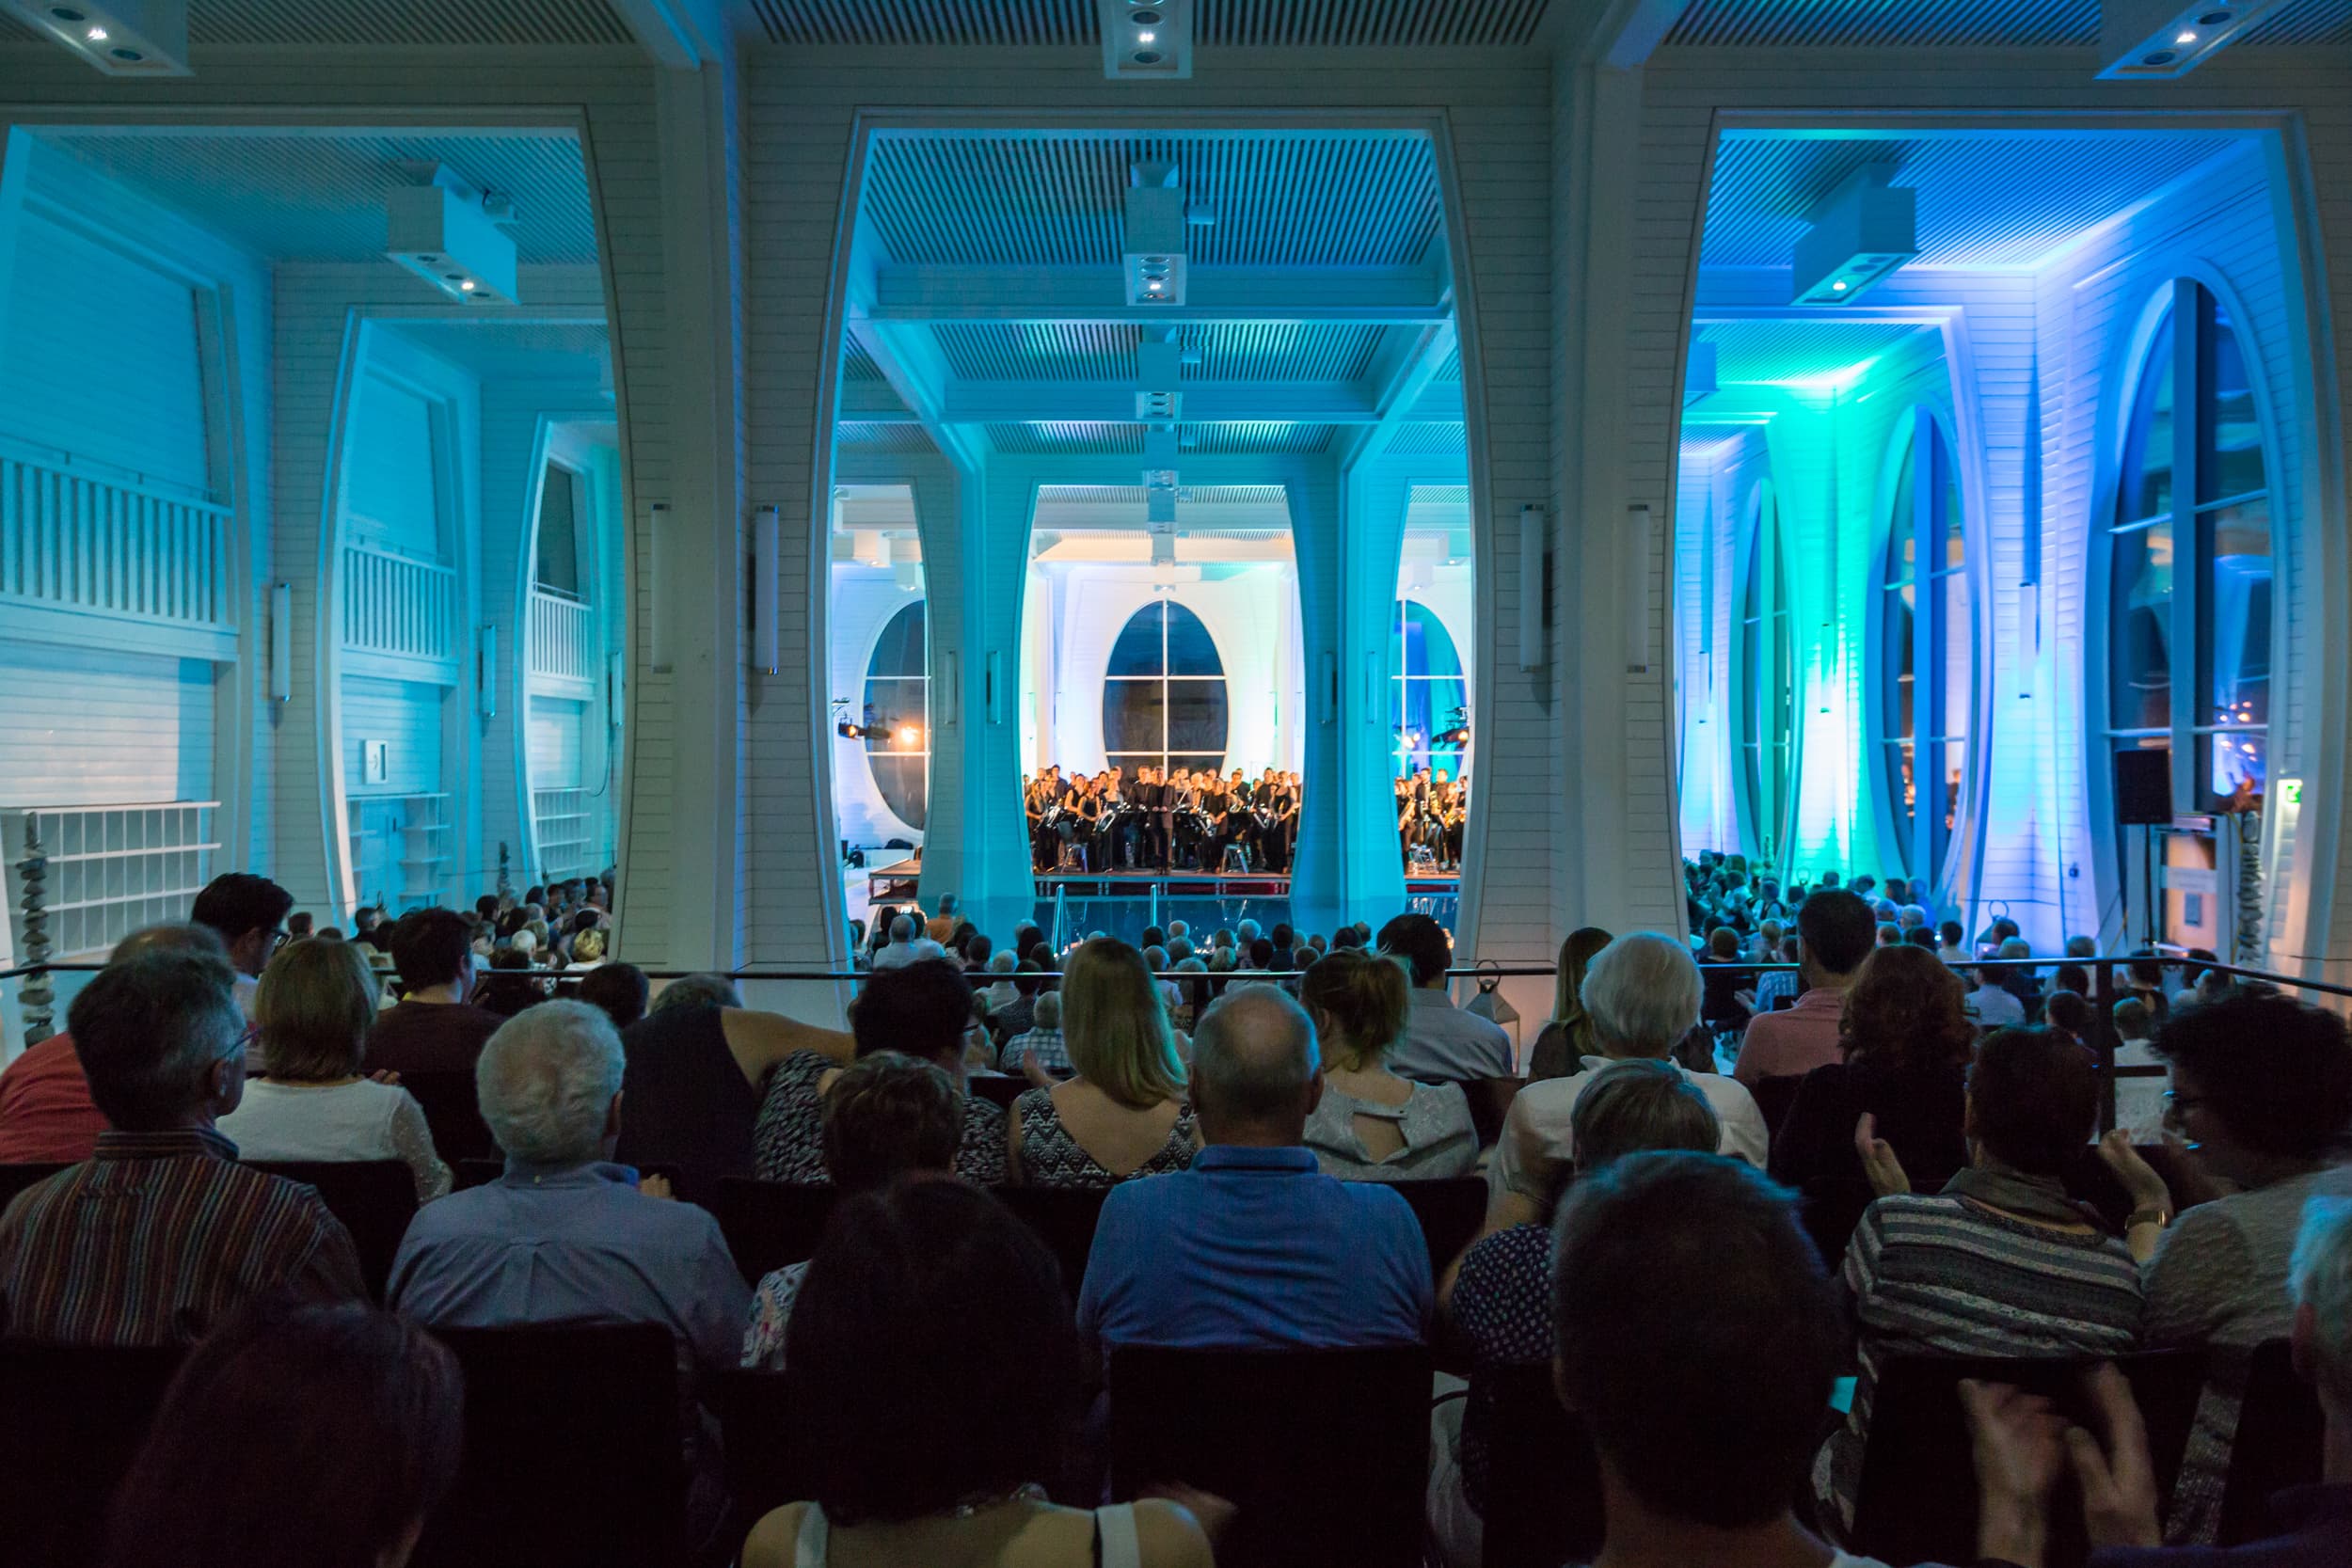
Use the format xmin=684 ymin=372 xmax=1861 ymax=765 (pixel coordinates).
xmin=1102 ymin=680 xmax=1167 ymax=752
xmin=2201 ymin=296 xmax=2266 ymax=503
xmin=1106 ymin=603 xmax=1165 ymax=677
xmin=866 ymin=601 xmax=925 ymax=677
xmin=535 ymin=462 xmax=581 ymax=596
xmin=868 ymin=756 xmax=926 ymax=831
xmin=1393 ymin=603 xmax=1417 ymax=676
xmin=1938 ymin=562 xmax=1971 ymax=746
xmin=860 ymin=678 xmax=927 ymax=743
xmin=1409 ymin=602 xmax=1464 ymax=679
xmin=2201 ymin=496 xmax=2272 ymax=732
xmin=2110 ymin=520 xmax=2173 ymax=731
xmin=1169 ymin=753 xmax=1225 ymax=778
xmin=1166 ymin=681 xmax=1229 ymax=752
xmin=2206 ymin=730 xmax=2266 ymax=803
xmin=1893 ymin=738 xmax=1916 ymax=828
xmin=1941 ymin=474 xmax=1965 ymax=570
xmin=1163 ymin=602 xmax=1223 ymax=675
xmin=1942 ymin=737 xmax=1966 ymax=838
xmin=2121 ymin=313 xmax=2176 ymax=524
xmin=1886 ymin=447 xmax=1915 ymax=587
xmin=1890 ymin=584 xmax=1915 ymax=742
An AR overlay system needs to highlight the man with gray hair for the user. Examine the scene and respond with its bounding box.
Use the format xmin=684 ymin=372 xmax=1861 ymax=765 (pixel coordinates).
xmin=1076 ymin=984 xmax=1431 ymax=1360
xmin=390 ymin=1000 xmax=748 ymax=1375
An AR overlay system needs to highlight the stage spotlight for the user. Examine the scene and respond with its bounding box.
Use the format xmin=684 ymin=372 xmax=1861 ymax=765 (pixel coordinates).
xmin=898 ymin=724 xmax=921 ymax=747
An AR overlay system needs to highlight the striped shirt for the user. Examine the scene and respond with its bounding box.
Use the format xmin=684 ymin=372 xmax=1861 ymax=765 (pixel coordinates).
xmin=1819 ymin=1192 xmax=2145 ymax=1532
xmin=0 ymin=1127 xmax=363 ymax=1345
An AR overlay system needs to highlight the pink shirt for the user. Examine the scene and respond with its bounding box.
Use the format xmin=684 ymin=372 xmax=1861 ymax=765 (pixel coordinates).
xmin=1733 ymin=987 xmax=1848 ymax=1086
xmin=0 ymin=1034 xmax=109 ymax=1164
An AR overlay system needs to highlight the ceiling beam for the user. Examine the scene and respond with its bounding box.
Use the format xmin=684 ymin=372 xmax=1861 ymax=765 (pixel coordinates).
xmin=838 ymin=378 xmax=1467 ymax=428
xmin=605 ymin=0 xmax=729 ymax=67
xmin=870 ymin=264 xmax=1450 ymax=325
xmin=849 ymin=315 xmax=988 ymax=470
xmin=1598 ymin=0 xmax=1695 ymax=68
xmin=1339 ymin=322 xmax=1459 ymax=468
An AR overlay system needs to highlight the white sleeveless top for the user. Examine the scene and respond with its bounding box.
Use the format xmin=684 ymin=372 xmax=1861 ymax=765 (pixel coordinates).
xmin=791 ymin=1501 xmax=1141 ymax=1568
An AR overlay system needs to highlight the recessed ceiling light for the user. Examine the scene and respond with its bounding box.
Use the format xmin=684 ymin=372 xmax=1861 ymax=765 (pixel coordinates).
xmin=2175 ymin=29 xmax=2199 ymax=42
xmin=1130 ymin=7 xmax=1161 ymax=19
xmin=85 ymin=25 xmax=105 ymax=40
xmin=1831 ymin=279 xmax=1848 ymax=293
xmin=2143 ymin=49 xmax=2177 ymax=63
xmin=48 ymin=6 xmax=86 ymax=19
xmin=2197 ymin=9 xmax=2231 ymax=22
xmin=108 ymin=45 xmax=140 ymax=59
xmin=1133 ymin=49 xmax=1161 ymax=63
xmin=458 ymin=279 xmax=478 ymax=293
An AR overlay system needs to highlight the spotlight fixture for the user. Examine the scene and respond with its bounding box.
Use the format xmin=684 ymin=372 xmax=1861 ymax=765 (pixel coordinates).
xmin=385 ymin=166 xmax=519 ymax=305
xmin=3 ymin=0 xmax=192 ymax=74
xmin=1790 ymin=166 xmax=1916 ymax=307
xmin=1098 ymin=0 xmax=1192 ymax=78
xmin=2098 ymin=0 xmax=2283 ymax=78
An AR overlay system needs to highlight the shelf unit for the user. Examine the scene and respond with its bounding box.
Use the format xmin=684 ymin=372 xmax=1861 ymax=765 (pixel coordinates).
xmin=2 ymin=800 xmax=219 ymax=958
xmin=346 ymin=791 xmax=451 ymax=911
xmin=532 ymin=786 xmax=593 ymax=881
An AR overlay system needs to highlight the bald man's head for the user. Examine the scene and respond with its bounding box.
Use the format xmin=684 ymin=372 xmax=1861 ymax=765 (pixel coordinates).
xmin=1191 ymin=983 xmax=1323 ymax=1145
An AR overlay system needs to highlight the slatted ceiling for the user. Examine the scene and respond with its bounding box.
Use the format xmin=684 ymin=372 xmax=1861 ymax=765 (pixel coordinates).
xmin=835 ymin=422 xmax=940 ymax=451
xmin=861 ymin=134 xmax=1439 ymax=270
xmin=838 ymin=337 xmax=885 ymax=382
xmin=1432 ymin=344 xmax=1463 ymax=383
xmin=1384 ymin=422 xmax=1469 ymax=454
xmin=190 ymin=0 xmax=634 ymax=44
xmin=1183 ymin=324 xmax=1384 ymax=382
xmin=35 ymin=130 xmax=597 ymax=265
xmin=1679 ymin=428 xmax=1764 ymax=462
xmin=933 ymin=322 xmax=1139 ymax=381
xmin=752 ymin=0 xmax=1550 ymax=43
xmin=2241 ymin=0 xmax=2352 ymax=42
xmin=1695 ymin=320 xmax=1935 ymax=386
xmin=1702 ymin=131 xmax=2249 ymax=270
xmin=1184 ymin=422 xmax=1330 ymax=453
xmin=1664 ymin=0 xmax=2098 ymax=47
xmin=1036 ymin=484 xmax=1292 ymax=504
xmin=985 ymin=421 xmax=1147 ymax=453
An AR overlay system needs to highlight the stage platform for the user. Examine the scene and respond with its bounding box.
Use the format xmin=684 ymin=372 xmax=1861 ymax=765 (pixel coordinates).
xmin=867 ymin=853 xmax=1460 ymax=903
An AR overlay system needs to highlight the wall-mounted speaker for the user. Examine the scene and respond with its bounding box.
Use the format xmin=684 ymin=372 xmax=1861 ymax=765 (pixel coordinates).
xmin=2115 ymin=749 xmax=2171 ymax=826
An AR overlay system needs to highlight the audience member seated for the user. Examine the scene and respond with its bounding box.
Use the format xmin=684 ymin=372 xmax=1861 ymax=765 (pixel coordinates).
xmin=1377 ymin=912 xmax=1513 ymax=1085
xmin=190 ymin=872 xmax=295 ymax=1022
xmin=2112 ymin=996 xmax=2167 ymax=1136
xmin=994 ymin=961 xmax=1044 ymax=1040
xmin=1966 ymin=1194 xmax=2352 ymax=1568
xmin=101 ymin=1297 xmax=462 ymax=1568
xmin=217 ymin=937 xmax=452 ymax=1201
xmin=1552 ymin=1153 xmax=1877 ymax=1568
xmin=871 ymin=913 xmax=948 ymax=972
xmin=0 ymin=922 xmax=227 ymax=1164
xmin=1701 ymin=927 xmax=1756 ymax=1030
xmin=617 ymin=976 xmax=853 ymax=1206
xmin=0 ymin=951 xmax=362 ymax=1341
xmin=368 ymin=909 xmax=508 ymax=1075
xmin=1816 ymin=1027 xmax=2151 ymax=1538
xmin=1297 ymin=948 xmax=1474 ymax=1181
xmin=1770 ymin=943 xmax=1975 ymax=1262
xmin=1429 ymin=1059 xmax=1720 ymax=1568
xmin=1010 ymin=939 xmax=1198 ymax=1188
xmin=1486 ymin=933 xmax=1770 ymax=1229
xmin=1736 ymin=889 xmax=1874 ymax=1088
xmin=740 ymin=1052 xmax=960 ymax=1370
xmin=1003 ymin=991 xmax=1072 ymax=1081
xmin=740 ymin=1180 xmax=1216 ymax=1568
xmin=2137 ymin=991 xmax=2352 ymax=1543
xmin=1527 ymin=927 xmax=1613 ymax=1082
xmin=1965 ymin=960 xmax=2029 ymax=1029
xmin=1077 ymin=985 xmax=1431 ymax=1357
xmin=754 ymin=958 xmax=1006 ymax=1186
xmin=577 ymin=960 xmax=650 ymax=1030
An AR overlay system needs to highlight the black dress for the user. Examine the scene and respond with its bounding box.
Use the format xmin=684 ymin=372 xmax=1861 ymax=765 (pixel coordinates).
xmin=612 ymin=1005 xmax=758 ymax=1207
xmin=1768 ymin=1057 xmax=1969 ymax=1264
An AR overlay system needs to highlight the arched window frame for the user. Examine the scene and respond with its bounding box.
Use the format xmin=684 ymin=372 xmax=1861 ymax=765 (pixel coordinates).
xmin=1734 ymin=482 xmax=1797 ymax=865
xmin=1102 ymin=597 xmax=1230 ymax=776
xmin=1390 ymin=596 xmax=1469 ymax=780
xmin=862 ymin=599 xmax=929 ymax=831
xmin=2094 ymin=277 xmax=2277 ymax=817
xmin=1868 ymin=407 xmax=1977 ymax=892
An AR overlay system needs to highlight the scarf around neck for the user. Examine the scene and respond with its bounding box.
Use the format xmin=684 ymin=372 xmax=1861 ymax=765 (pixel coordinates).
xmin=1941 ymin=1161 xmax=2100 ymax=1229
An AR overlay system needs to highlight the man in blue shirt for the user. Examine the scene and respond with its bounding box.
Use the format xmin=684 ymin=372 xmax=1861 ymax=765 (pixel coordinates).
xmin=1077 ymin=984 xmax=1432 ymax=1357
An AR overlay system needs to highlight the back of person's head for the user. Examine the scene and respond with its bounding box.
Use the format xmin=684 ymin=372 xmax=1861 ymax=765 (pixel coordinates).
xmin=2112 ymin=995 xmax=2153 ymax=1040
xmin=1061 ymin=937 xmax=1184 ymax=1108
xmin=988 ymin=950 xmax=1016 ymax=975
xmin=68 ymin=950 xmax=245 ymax=1130
xmin=2001 ymin=938 xmax=2035 ymax=964
xmin=1270 ymin=923 xmax=1295 ymax=950
xmin=2290 ymin=1196 xmax=2352 ymax=1417
xmin=102 ymin=1299 xmax=462 ymax=1568
xmin=1191 ymin=984 xmax=1320 ymax=1139
xmin=389 ymin=908 xmax=473 ymax=991
xmin=255 ymin=937 xmax=378 ymax=1080
xmin=2043 ymin=989 xmax=2091 ymax=1037
xmin=1140 ymin=925 xmax=1166 ymax=951
xmin=1375 ymin=911 xmax=1452 ymax=988
xmin=1296 ymin=947 xmax=1409 ymax=1071
xmin=1032 ymin=990 xmax=1062 ymax=1031
xmin=1580 ymin=932 xmax=1702 ymax=1058
xmin=2055 ymin=962 xmax=2092 ymax=997
xmin=2154 ymin=990 xmax=2352 ymax=1161
xmin=1840 ymin=943 xmax=1976 ymax=1071
xmin=189 ymin=872 xmax=294 ymax=951
xmin=965 ymin=933 xmax=993 ymax=967
xmin=1568 ymin=1058 xmax=1721 ymax=1170
xmin=820 ymin=1052 xmax=963 ymax=1192
xmin=1248 ymin=937 xmax=1274 ymax=969
xmin=1706 ymin=926 xmax=1739 ymax=960
xmin=571 ymin=928 xmax=608 ymax=963
xmin=577 ymin=962 xmax=650 ymax=1030
xmin=1551 ymin=1152 xmax=1839 ymax=1531
xmin=474 ymin=1000 xmax=625 ymax=1165
xmin=787 ymin=1180 xmax=1079 ymax=1524
xmin=889 ymin=913 xmax=917 ymax=944
xmin=2064 ymin=934 xmax=2097 ymax=958
xmin=1903 ymin=926 xmax=1938 ymax=949
xmin=1143 ymin=943 xmax=1169 ymax=973
xmin=1938 ymin=920 xmax=1964 ymax=948
xmin=1968 ymin=1028 xmax=2098 ymax=1177
xmin=1014 ymin=923 xmax=1042 ymax=957
xmin=649 ymin=973 xmax=744 ymax=1016
xmin=1876 ymin=922 xmax=1901 ymax=946
xmin=1011 ymin=959 xmax=1043 ymax=996
xmin=850 ymin=958 xmax=973 ymax=1066
xmin=1796 ymin=889 xmax=1875 ymax=976
xmin=112 ymin=921 xmax=230 ymax=965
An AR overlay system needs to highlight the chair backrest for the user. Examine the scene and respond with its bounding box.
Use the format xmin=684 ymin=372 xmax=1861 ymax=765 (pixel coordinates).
xmin=711 ymin=1178 xmax=839 ymax=1285
xmin=1479 ymin=1361 xmax=1603 ymax=1568
xmin=1393 ymin=1177 xmax=1489 ymax=1281
xmin=0 ymin=1161 xmax=70 ymax=1212
xmin=399 ymin=1070 xmax=497 ymax=1163
xmin=409 ymin=1323 xmax=687 ymax=1568
xmin=993 ymin=1184 xmax=1109 ymax=1301
xmin=0 ymin=1339 xmax=186 ymax=1568
xmin=2219 ymin=1338 xmax=2326 ymax=1545
xmin=1850 ymin=1349 xmax=2207 ymax=1568
xmin=1747 ymin=1074 xmax=1805 ymax=1140
xmin=1107 ymin=1344 xmax=1431 ymax=1568
xmin=713 ymin=1370 xmax=809 ymax=1532
xmin=967 ymin=1074 xmax=1026 ymax=1112
xmin=243 ymin=1159 xmax=417 ymax=1303
xmin=1466 ymin=1078 xmax=1523 ymax=1148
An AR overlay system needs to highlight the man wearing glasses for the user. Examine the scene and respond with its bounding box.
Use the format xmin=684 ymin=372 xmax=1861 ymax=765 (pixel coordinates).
xmin=189 ymin=871 xmax=296 ymax=1025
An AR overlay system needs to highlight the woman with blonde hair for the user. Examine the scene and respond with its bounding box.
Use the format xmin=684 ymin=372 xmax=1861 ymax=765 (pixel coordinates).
xmin=1009 ymin=937 xmax=1197 ymax=1187
xmin=218 ymin=937 xmax=452 ymax=1200
xmin=1527 ymin=927 xmax=1613 ymax=1081
xmin=1299 ymin=948 xmax=1475 ymax=1180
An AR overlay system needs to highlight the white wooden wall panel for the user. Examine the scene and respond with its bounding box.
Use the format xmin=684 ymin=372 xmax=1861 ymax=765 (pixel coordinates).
xmin=0 ymin=639 xmax=214 ymax=804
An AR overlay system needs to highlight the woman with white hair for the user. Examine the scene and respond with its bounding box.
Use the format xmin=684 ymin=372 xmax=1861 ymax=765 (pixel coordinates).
xmin=1481 ymin=931 xmax=1769 ymax=1230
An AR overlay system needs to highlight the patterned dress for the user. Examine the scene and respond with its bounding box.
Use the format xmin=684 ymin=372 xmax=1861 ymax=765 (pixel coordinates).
xmin=750 ymin=1049 xmax=1007 ymax=1186
xmin=1013 ymin=1086 xmax=1196 ymax=1188
xmin=1446 ymin=1224 xmax=1553 ymax=1518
